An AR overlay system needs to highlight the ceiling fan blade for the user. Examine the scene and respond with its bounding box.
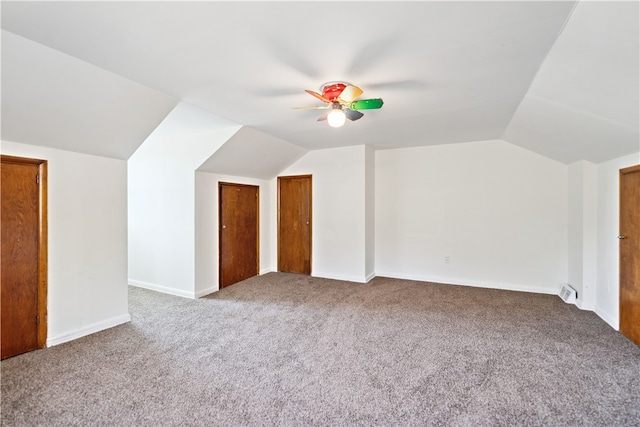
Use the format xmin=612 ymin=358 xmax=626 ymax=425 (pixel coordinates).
xmin=338 ymin=85 xmax=364 ymax=104
xmin=305 ymin=89 xmax=331 ymax=103
xmin=322 ymin=83 xmax=346 ymax=101
xmin=349 ymin=98 xmax=384 ymax=110
xmin=344 ymin=108 xmax=364 ymax=121
xmin=292 ymin=105 xmax=331 ymax=110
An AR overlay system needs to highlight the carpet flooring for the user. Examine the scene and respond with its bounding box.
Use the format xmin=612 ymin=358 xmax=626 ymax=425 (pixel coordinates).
xmin=2 ymin=273 xmax=640 ymax=426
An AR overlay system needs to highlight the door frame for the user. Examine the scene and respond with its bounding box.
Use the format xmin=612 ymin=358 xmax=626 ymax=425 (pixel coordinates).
xmin=619 ymin=164 xmax=640 ymax=344
xmin=218 ymin=182 xmax=260 ymax=288
xmin=1 ymin=155 xmax=48 ymax=349
xmin=277 ymin=174 xmax=312 ymax=274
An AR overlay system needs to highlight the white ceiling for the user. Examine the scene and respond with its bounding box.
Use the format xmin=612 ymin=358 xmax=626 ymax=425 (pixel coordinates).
xmin=1 ymin=1 xmax=638 ymax=167
xmin=504 ymin=1 xmax=640 ymax=163
xmin=197 ymin=126 xmax=308 ymax=180
xmin=1 ymin=30 xmax=179 ymax=159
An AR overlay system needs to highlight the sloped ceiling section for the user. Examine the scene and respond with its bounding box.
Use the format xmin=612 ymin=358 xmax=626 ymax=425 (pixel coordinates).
xmin=1 ymin=30 xmax=179 ymax=159
xmin=197 ymin=127 xmax=308 ymax=180
xmin=504 ymin=1 xmax=640 ymax=164
xmin=1 ymin=1 xmax=637 ymax=165
xmin=1 ymin=1 xmax=578 ymax=157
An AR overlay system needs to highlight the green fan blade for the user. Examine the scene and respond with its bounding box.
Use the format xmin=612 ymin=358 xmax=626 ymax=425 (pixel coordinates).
xmin=350 ymin=98 xmax=384 ymax=110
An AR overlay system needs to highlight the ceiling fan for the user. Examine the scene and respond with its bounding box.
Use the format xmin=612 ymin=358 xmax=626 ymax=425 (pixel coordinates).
xmin=294 ymin=82 xmax=384 ymax=127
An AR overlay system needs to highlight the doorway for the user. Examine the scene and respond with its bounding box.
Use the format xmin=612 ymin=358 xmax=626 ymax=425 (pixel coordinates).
xmin=218 ymin=182 xmax=259 ymax=288
xmin=1 ymin=155 xmax=48 ymax=359
xmin=278 ymin=175 xmax=312 ymax=275
xmin=619 ymin=165 xmax=640 ymax=346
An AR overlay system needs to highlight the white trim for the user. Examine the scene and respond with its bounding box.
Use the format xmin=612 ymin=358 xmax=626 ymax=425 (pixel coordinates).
xmin=259 ymin=268 xmax=275 ymax=275
xmin=128 ymin=279 xmax=196 ymax=299
xmin=374 ymin=271 xmax=560 ymax=295
xmin=595 ymin=305 xmax=618 ymax=330
xmin=135 ymin=271 xmax=278 ymax=299
xmin=46 ymin=314 xmax=131 ymax=347
xmin=576 ymin=300 xmax=595 ymax=311
xmin=195 ymin=286 xmax=218 ymax=298
xmin=364 ymin=272 xmax=376 ymax=283
xmin=195 ymin=270 xmax=277 ymax=297
xmin=312 ymin=271 xmax=370 ymax=284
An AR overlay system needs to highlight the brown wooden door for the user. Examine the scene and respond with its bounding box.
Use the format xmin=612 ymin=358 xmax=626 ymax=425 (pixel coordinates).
xmin=219 ymin=183 xmax=259 ymax=288
xmin=1 ymin=155 xmax=47 ymax=359
xmin=620 ymin=165 xmax=640 ymax=346
xmin=278 ymin=175 xmax=311 ymax=275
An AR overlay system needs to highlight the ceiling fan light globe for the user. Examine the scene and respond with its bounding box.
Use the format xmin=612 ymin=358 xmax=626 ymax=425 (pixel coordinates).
xmin=327 ymin=109 xmax=346 ymax=127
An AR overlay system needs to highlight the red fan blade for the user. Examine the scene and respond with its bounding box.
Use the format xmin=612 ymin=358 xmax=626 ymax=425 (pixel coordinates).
xmin=322 ymin=83 xmax=347 ymax=101
xmin=305 ymin=90 xmax=331 ymax=103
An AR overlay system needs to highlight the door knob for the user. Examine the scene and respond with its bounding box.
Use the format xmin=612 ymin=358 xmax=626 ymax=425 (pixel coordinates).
xmin=618 ymin=235 xmax=626 ymax=239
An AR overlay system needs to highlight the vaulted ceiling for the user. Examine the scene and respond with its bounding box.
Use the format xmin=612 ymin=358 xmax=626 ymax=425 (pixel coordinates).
xmin=2 ymin=1 xmax=638 ymax=168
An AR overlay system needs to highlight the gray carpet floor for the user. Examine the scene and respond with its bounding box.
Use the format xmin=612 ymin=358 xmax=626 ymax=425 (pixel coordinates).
xmin=2 ymin=273 xmax=640 ymax=426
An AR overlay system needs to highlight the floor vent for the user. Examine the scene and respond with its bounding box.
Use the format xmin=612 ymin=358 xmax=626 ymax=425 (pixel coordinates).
xmin=559 ymin=284 xmax=577 ymax=304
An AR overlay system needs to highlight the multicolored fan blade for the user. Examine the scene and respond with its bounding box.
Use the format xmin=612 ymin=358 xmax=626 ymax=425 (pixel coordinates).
xmin=292 ymin=105 xmax=331 ymax=110
xmin=350 ymin=98 xmax=384 ymax=110
xmin=305 ymin=90 xmax=331 ymax=103
xmin=344 ymin=108 xmax=364 ymax=121
xmin=321 ymin=83 xmax=346 ymax=101
xmin=338 ymin=85 xmax=363 ymax=104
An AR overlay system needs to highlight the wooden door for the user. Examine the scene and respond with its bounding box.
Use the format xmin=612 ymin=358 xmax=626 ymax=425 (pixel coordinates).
xmin=1 ymin=155 xmax=47 ymax=359
xmin=219 ymin=183 xmax=259 ymax=288
xmin=278 ymin=175 xmax=311 ymax=275
xmin=620 ymin=165 xmax=640 ymax=346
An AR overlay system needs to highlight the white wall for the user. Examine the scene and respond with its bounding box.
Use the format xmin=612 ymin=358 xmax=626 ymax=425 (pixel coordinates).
xmin=128 ymin=103 xmax=240 ymax=298
xmin=1 ymin=140 xmax=129 ymax=346
xmin=567 ymin=162 xmax=584 ymax=299
xmin=365 ymin=145 xmax=375 ymax=281
xmin=596 ymin=152 xmax=640 ymax=328
xmin=567 ymin=160 xmax=598 ymax=309
xmin=375 ymin=140 xmax=568 ymax=294
xmin=278 ymin=145 xmax=370 ymax=282
xmin=195 ymin=172 xmax=273 ymax=296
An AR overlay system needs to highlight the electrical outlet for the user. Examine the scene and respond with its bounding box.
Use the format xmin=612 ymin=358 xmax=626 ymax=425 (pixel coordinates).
xmin=444 ymin=256 xmax=450 ymax=264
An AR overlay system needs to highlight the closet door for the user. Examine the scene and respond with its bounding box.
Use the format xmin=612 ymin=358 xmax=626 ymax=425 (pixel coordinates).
xmin=619 ymin=165 xmax=640 ymax=346
xmin=219 ymin=183 xmax=259 ymax=288
xmin=278 ymin=175 xmax=311 ymax=275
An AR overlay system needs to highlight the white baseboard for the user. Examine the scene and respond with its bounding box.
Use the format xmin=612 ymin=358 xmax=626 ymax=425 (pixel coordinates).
xmin=47 ymin=313 xmax=131 ymax=347
xmin=576 ymin=300 xmax=595 ymax=311
xmin=595 ymin=305 xmax=618 ymax=330
xmin=195 ymin=286 xmax=218 ymax=298
xmin=374 ymin=271 xmax=560 ymax=295
xmin=129 ymin=279 xmax=196 ymax=299
xmin=364 ymin=271 xmax=376 ymax=283
xmin=312 ymin=271 xmax=371 ymax=284
xmin=142 ymin=270 xmax=277 ymax=299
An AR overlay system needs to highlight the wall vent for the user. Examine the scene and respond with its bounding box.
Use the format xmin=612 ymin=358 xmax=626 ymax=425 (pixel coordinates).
xmin=559 ymin=284 xmax=577 ymax=304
